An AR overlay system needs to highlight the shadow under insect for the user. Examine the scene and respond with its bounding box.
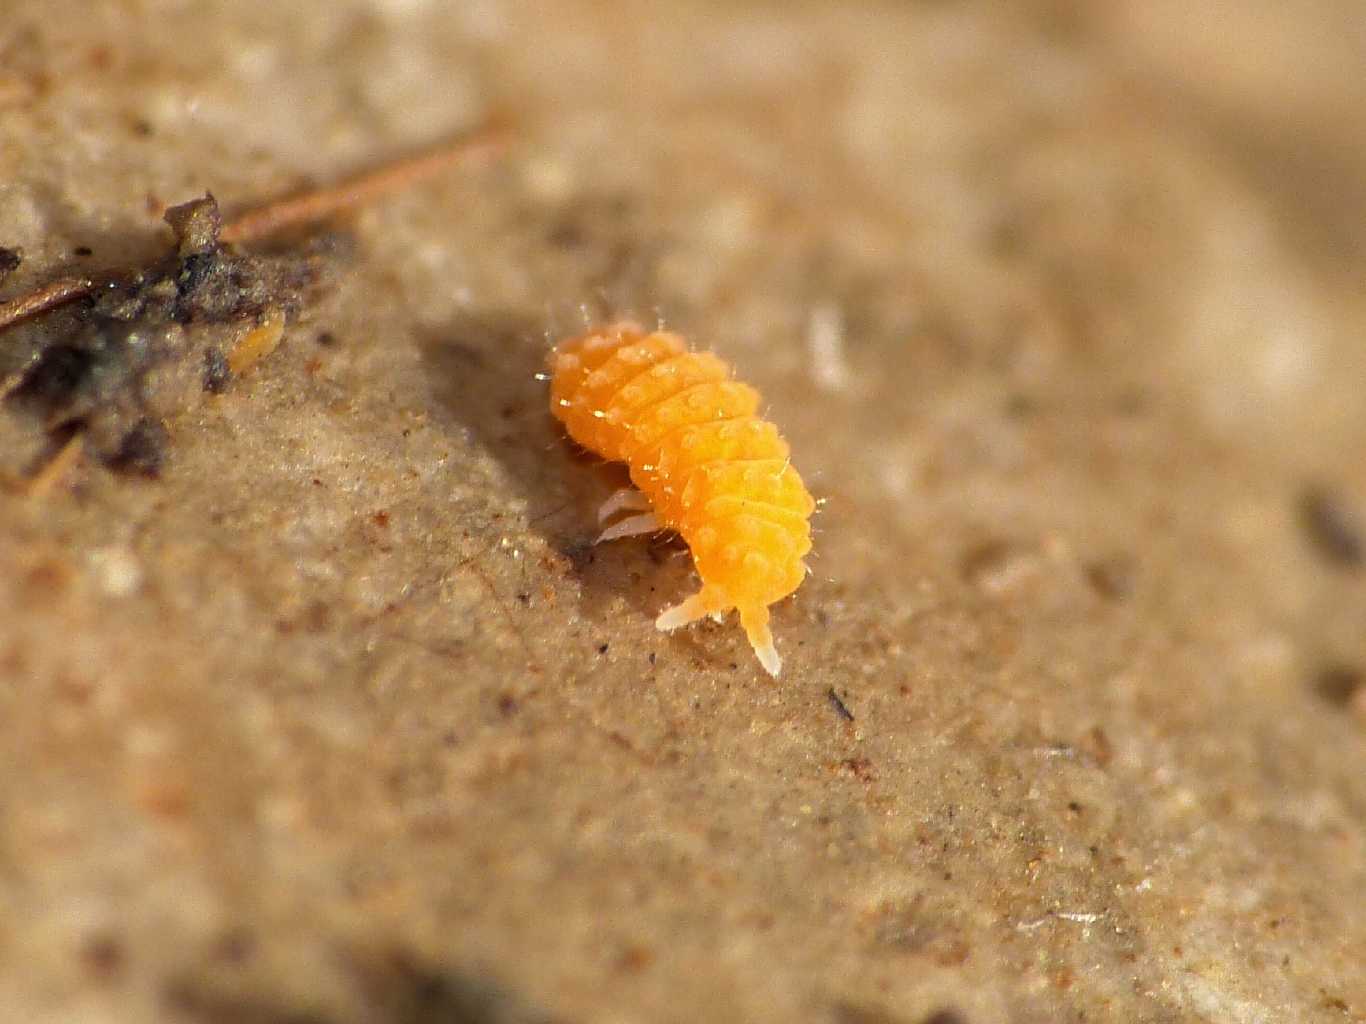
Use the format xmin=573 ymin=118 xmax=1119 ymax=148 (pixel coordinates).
xmin=416 ymin=313 xmax=707 ymax=651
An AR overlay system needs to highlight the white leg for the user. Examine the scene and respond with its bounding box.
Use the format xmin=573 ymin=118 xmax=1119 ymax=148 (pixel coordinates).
xmin=750 ymin=638 xmax=781 ymax=678
xmin=655 ymin=593 xmax=710 ymax=631
xmin=597 ymin=487 xmax=653 ymax=523
xmin=740 ymin=606 xmax=781 ymax=678
xmin=596 ymin=512 xmax=661 ymax=543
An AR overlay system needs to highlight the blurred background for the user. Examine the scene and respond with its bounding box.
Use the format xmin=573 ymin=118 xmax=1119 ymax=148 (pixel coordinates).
xmin=1 ymin=2 xmax=1364 ymax=1022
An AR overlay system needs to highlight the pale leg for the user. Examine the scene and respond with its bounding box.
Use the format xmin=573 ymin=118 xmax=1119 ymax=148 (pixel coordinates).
xmin=597 ymin=512 xmax=662 ymax=543
xmin=655 ymin=580 xmax=735 ymax=631
xmin=657 ymin=584 xmax=734 ymax=630
xmin=597 ymin=487 xmax=653 ymax=523
xmin=739 ymin=605 xmax=781 ymax=678
xmin=654 ymin=592 xmax=711 ymax=631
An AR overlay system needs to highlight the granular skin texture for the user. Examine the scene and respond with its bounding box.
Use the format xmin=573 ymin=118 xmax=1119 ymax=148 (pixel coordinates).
xmin=550 ymin=323 xmax=814 ymax=674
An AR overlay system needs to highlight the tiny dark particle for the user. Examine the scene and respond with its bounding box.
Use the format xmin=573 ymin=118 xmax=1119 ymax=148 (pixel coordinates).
xmin=316 ymin=330 xmax=338 ymax=347
xmin=648 ymin=651 xmax=656 ymax=665
xmin=959 ymin=537 xmax=1019 ymax=587
xmin=106 ymin=418 xmax=169 ymax=477
xmin=1314 ymin=664 xmax=1362 ymax=707
xmin=1085 ymin=556 xmax=1134 ymax=600
xmin=13 ymin=344 xmax=95 ymax=410
xmin=826 ymin=687 xmax=854 ymax=722
xmin=0 ymin=245 xmax=20 ymax=283
xmin=597 ymin=643 xmax=609 ymax=655
xmin=80 ymin=933 xmax=124 ymax=979
xmin=1300 ymin=486 xmax=1363 ymax=568
xmin=616 ymin=945 xmax=654 ymax=973
xmin=175 ymin=250 xmax=216 ymax=304
xmin=73 ymin=246 xmax=94 ymax=257
xmin=831 ymin=1000 xmax=900 ymax=1024
xmin=202 ymin=347 xmax=231 ymax=393
xmin=836 ymin=1004 xmax=962 ymax=1024
xmin=344 ymin=945 xmax=549 ymax=1024
xmin=515 ymin=592 xmax=531 ymax=605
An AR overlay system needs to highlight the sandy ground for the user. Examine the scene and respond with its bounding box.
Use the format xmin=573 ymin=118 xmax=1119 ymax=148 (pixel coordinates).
xmin=2 ymin=2 xmax=1365 ymax=1022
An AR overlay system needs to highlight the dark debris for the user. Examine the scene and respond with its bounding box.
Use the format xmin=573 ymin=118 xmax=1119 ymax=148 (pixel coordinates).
xmin=1313 ymin=664 xmax=1362 ymax=707
xmin=346 ymin=946 xmax=565 ymax=1024
xmin=1299 ymin=486 xmax=1363 ymax=569
xmin=1084 ymin=556 xmax=1134 ymax=600
xmin=5 ymin=195 xmax=344 ymax=473
xmin=922 ymin=1012 xmax=968 ymax=1024
xmin=166 ymin=944 xmax=563 ymax=1024
xmin=829 ymin=1002 xmax=906 ymax=1024
xmin=831 ymin=1002 xmax=967 ymax=1024
xmin=827 ymin=687 xmax=855 ymax=722
xmin=0 ymin=246 xmax=20 ymax=285
xmin=203 ymin=347 xmax=232 ymax=394
xmin=167 ymin=941 xmax=564 ymax=1024
xmin=106 ymin=418 xmax=170 ymax=478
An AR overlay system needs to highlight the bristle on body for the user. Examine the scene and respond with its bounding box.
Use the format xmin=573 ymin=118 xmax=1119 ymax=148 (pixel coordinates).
xmin=549 ymin=322 xmax=814 ymax=677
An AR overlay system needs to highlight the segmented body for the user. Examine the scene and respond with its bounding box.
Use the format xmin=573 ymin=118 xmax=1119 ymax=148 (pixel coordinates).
xmin=548 ymin=322 xmax=814 ymax=676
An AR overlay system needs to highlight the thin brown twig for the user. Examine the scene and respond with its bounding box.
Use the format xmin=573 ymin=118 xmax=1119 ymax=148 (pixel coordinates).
xmin=0 ymin=276 xmax=94 ymax=332
xmin=219 ymin=115 xmax=511 ymax=244
xmin=19 ymin=431 xmax=84 ymax=498
xmin=0 ymin=113 xmax=512 ymax=333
